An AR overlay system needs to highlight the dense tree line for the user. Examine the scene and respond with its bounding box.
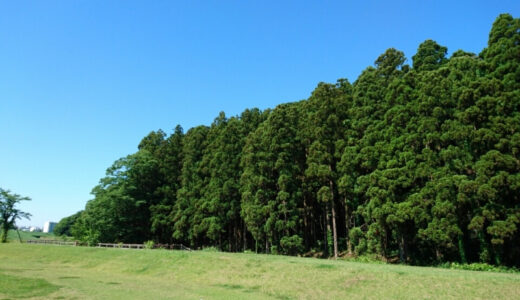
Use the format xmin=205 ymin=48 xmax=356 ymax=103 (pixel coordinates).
xmin=63 ymin=14 xmax=520 ymax=267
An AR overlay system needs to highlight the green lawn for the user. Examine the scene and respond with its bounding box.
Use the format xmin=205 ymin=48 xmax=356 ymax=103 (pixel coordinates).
xmin=7 ymin=229 xmax=57 ymax=242
xmin=0 ymin=243 xmax=519 ymax=299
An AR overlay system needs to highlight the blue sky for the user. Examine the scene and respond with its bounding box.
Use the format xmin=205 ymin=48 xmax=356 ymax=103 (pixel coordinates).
xmin=1 ymin=1 xmax=518 ymax=227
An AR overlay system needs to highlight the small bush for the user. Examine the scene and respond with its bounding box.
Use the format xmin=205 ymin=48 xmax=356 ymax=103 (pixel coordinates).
xmin=144 ymin=240 xmax=154 ymax=249
xmin=438 ymin=262 xmax=519 ymax=273
xmin=349 ymin=227 xmax=366 ymax=255
xmin=355 ymin=238 xmax=367 ymax=256
xmin=280 ymin=235 xmax=303 ymax=255
xmin=341 ymin=254 xmax=385 ymax=264
xmin=84 ymin=231 xmax=100 ymax=247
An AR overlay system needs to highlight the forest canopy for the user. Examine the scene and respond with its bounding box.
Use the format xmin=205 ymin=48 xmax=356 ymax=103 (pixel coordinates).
xmin=66 ymin=14 xmax=520 ymax=267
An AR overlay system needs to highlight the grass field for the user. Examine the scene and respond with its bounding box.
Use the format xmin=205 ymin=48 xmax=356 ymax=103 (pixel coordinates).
xmin=7 ymin=229 xmax=57 ymax=242
xmin=0 ymin=243 xmax=519 ymax=299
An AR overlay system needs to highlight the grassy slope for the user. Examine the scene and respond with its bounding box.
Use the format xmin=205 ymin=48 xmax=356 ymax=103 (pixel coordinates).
xmin=0 ymin=244 xmax=519 ymax=300
xmin=7 ymin=229 xmax=56 ymax=242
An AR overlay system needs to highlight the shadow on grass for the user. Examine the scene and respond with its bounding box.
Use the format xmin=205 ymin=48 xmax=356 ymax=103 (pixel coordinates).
xmin=0 ymin=272 xmax=60 ymax=298
xmin=58 ymin=276 xmax=80 ymax=280
xmin=315 ymin=264 xmax=337 ymax=270
xmin=215 ymin=283 xmax=262 ymax=293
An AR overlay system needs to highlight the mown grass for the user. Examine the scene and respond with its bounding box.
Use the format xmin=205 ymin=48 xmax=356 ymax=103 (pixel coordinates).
xmin=7 ymin=229 xmax=57 ymax=242
xmin=0 ymin=272 xmax=60 ymax=299
xmin=0 ymin=243 xmax=519 ymax=299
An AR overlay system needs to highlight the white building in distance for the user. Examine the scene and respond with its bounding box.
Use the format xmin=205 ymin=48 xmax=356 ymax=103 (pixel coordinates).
xmin=29 ymin=226 xmax=41 ymax=232
xmin=43 ymin=221 xmax=57 ymax=233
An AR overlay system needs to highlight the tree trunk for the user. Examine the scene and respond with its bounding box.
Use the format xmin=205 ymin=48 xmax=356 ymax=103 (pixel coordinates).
xmin=323 ymin=208 xmax=329 ymax=256
xmin=331 ymin=202 xmax=338 ymax=259
xmin=345 ymin=200 xmax=352 ymax=255
xmin=311 ymin=204 xmax=316 ymax=249
xmin=330 ymin=182 xmax=338 ymax=259
xmin=16 ymin=228 xmax=22 ymax=243
xmin=303 ymin=194 xmax=309 ymax=249
xmin=243 ymin=221 xmax=247 ymax=252
xmin=0 ymin=222 xmax=8 ymax=243
xmin=235 ymin=220 xmax=239 ymax=252
xmin=399 ymin=234 xmax=407 ymax=263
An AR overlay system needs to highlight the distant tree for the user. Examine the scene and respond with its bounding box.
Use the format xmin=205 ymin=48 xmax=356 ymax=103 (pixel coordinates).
xmin=54 ymin=211 xmax=82 ymax=236
xmin=72 ymin=151 xmax=161 ymax=244
xmin=0 ymin=188 xmax=31 ymax=243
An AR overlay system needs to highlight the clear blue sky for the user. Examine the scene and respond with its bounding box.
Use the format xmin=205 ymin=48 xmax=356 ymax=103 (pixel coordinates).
xmin=1 ymin=1 xmax=518 ymax=227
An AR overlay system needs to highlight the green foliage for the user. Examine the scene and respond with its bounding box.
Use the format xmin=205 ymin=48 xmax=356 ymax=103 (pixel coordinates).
xmin=0 ymin=188 xmax=31 ymax=243
xmin=71 ymin=14 xmax=520 ymax=268
xmin=54 ymin=211 xmax=82 ymax=236
xmin=342 ymin=254 xmax=385 ymax=264
xmin=438 ymin=262 xmax=519 ymax=273
xmin=412 ymin=39 xmax=448 ymax=71
xmin=144 ymin=240 xmax=155 ymax=249
xmin=72 ymin=151 xmax=162 ymax=244
xmin=280 ymin=235 xmax=304 ymax=255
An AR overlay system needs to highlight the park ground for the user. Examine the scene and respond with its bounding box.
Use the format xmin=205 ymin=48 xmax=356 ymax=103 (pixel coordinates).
xmin=1 ymin=242 xmax=520 ymax=299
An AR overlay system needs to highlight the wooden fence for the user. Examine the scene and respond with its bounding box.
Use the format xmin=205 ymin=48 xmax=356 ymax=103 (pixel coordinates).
xmin=153 ymin=243 xmax=192 ymax=251
xmin=98 ymin=243 xmax=144 ymax=249
xmin=24 ymin=239 xmax=191 ymax=251
xmin=97 ymin=243 xmax=191 ymax=251
xmin=26 ymin=240 xmax=78 ymax=246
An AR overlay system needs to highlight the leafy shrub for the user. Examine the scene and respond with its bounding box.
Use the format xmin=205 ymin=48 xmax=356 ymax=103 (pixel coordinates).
xmin=343 ymin=255 xmax=385 ymax=264
xmin=280 ymin=235 xmax=303 ymax=255
xmin=438 ymin=262 xmax=520 ymax=273
xmin=83 ymin=229 xmax=100 ymax=247
xmin=349 ymin=227 xmax=367 ymax=255
xmin=354 ymin=239 xmax=367 ymax=256
xmin=144 ymin=240 xmax=154 ymax=249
